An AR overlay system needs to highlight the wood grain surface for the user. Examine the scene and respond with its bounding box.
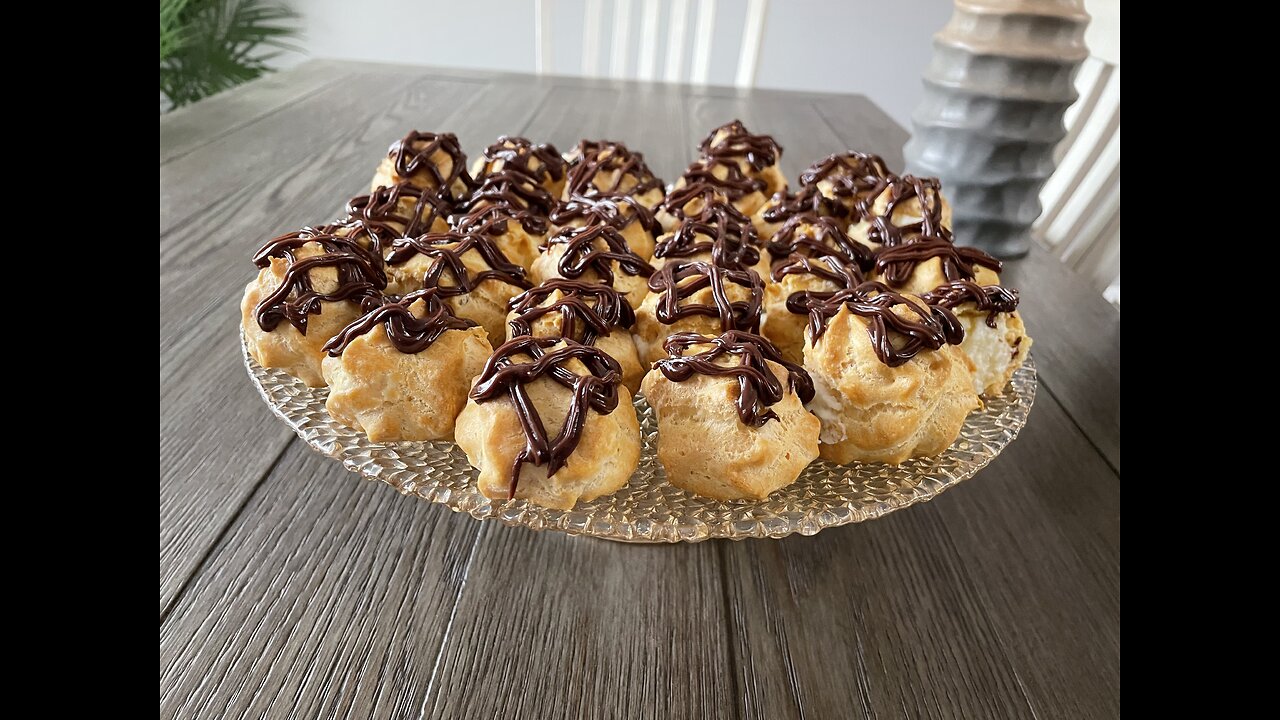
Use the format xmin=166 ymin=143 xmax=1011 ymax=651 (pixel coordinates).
xmin=159 ymin=61 xmax=1121 ymax=719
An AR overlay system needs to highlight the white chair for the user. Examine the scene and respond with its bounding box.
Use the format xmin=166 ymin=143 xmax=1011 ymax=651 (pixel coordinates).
xmin=1036 ymin=0 xmax=1120 ymax=307
xmin=535 ymin=0 xmax=769 ymax=87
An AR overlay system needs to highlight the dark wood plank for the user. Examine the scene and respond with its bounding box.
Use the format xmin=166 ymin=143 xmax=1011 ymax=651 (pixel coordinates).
xmin=159 ymin=70 xmax=552 ymax=614
xmin=1002 ymin=248 xmax=1121 ymax=470
xmin=159 ymin=445 xmax=483 ymax=719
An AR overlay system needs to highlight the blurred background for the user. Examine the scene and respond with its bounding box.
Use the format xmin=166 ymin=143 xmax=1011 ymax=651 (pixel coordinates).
xmin=160 ymin=0 xmax=1118 ymax=304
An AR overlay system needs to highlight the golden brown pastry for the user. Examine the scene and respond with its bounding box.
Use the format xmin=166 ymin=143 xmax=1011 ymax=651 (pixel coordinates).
xmin=506 ymin=279 xmax=645 ymax=394
xmin=697 ymin=119 xmax=788 ymax=198
xmin=800 ymin=282 xmax=979 ymax=464
xmin=633 ymin=261 xmax=763 ymax=366
xmin=548 ymin=193 xmax=660 ymax=261
xmin=751 ymin=184 xmax=850 ymax=241
xmin=241 ymin=228 xmax=386 ymax=387
xmin=799 ymin=152 xmax=893 ymax=218
xmin=920 ymin=280 xmax=1032 ymax=397
xmin=335 ymin=182 xmax=452 ymax=259
xmin=764 ymin=213 xmax=874 ymax=272
xmin=666 ymin=161 xmax=771 ymax=222
xmin=455 ymin=336 xmax=641 ymax=510
xmin=320 ymin=289 xmax=492 ymax=441
xmin=642 ymin=331 xmax=820 ymax=500
xmin=761 ymin=255 xmax=862 ymax=365
xmin=472 ymin=135 xmax=568 ymax=196
xmin=867 ymin=234 xmax=1002 ymax=296
xmin=370 ymin=130 xmax=473 ymax=202
xmin=450 ymin=169 xmax=559 ymax=270
xmin=846 ymin=174 xmax=953 ymax=250
xmin=561 ymin=140 xmax=665 ymax=209
xmin=385 ymin=231 xmax=532 ymax=343
xmin=530 ymin=224 xmax=655 ymax=310
xmin=649 ymin=206 xmax=769 ymax=279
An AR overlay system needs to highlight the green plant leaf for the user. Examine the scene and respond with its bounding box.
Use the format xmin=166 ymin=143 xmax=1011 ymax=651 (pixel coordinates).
xmin=160 ymin=0 xmax=300 ymax=110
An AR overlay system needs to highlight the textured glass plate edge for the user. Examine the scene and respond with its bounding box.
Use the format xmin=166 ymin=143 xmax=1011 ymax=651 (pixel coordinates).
xmin=242 ymin=333 xmax=1035 ymax=543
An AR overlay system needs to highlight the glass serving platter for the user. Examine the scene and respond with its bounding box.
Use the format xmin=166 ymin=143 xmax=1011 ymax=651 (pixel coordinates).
xmin=244 ymin=335 xmax=1035 ymax=542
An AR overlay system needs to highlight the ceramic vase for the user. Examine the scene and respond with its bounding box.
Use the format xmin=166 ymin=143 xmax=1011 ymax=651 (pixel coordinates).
xmin=904 ymin=0 xmax=1089 ymax=257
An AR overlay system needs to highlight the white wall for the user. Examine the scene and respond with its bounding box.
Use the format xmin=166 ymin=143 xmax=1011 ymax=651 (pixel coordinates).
xmin=282 ymin=0 xmax=953 ymax=126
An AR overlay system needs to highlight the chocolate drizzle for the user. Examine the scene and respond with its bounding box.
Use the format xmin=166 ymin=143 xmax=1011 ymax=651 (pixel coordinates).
xmin=761 ymin=185 xmax=850 ymax=225
xmin=507 ymin=279 xmax=635 ymax=345
xmin=657 ymin=331 xmax=814 ymax=426
xmin=698 ymin=120 xmax=782 ymax=172
xmin=342 ymin=183 xmax=453 ymax=256
xmin=863 ymin=175 xmax=950 ymax=247
xmin=462 ymin=169 xmax=557 ymax=216
xmin=468 ymin=336 xmax=623 ymax=498
xmin=872 ymin=236 xmax=1001 ymax=287
xmin=653 ymin=212 xmax=761 ymax=271
xmin=252 ymin=228 xmax=386 ymax=334
xmin=766 ymin=214 xmax=873 ymax=270
xmin=386 ymin=231 xmax=532 ymax=295
xmin=919 ymin=280 xmax=1020 ymax=328
xmin=548 ymin=193 xmax=658 ymax=236
xmin=386 ymin=130 xmax=474 ymax=200
xmin=563 ymin=140 xmax=664 ymax=199
xmin=646 ymin=261 xmax=763 ymax=333
xmin=545 ymin=225 xmax=655 ymax=284
xmin=798 ymin=152 xmax=892 ymax=209
xmin=324 ymin=287 xmax=477 ymax=356
xmin=803 ymin=281 xmax=964 ymax=367
xmin=775 ymin=255 xmax=865 ymax=314
xmin=454 ymin=201 xmax=550 ymax=237
xmin=478 ymin=136 xmax=566 ymax=187
xmin=677 ymin=160 xmax=765 ymax=200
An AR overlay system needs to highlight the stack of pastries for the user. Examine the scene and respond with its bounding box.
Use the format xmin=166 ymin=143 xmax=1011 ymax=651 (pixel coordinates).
xmin=242 ymin=122 xmax=1031 ymax=510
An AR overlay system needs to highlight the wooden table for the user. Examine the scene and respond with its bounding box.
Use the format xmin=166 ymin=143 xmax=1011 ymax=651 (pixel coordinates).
xmin=160 ymin=60 xmax=1121 ymax=719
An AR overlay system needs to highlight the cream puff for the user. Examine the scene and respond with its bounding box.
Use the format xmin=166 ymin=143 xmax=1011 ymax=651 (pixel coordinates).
xmin=633 ymin=260 xmax=764 ymax=366
xmin=385 ymin=231 xmax=532 ymax=343
xmin=920 ymin=280 xmax=1032 ymax=397
xmin=337 ymin=182 xmax=453 ymax=258
xmin=530 ymin=224 xmax=655 ymax=310
xmin=242 ymin=228 xmax=386 ymax=386
xmin=370 ymin=130 xmax=474 ymax=202
xmin=548 ymin=192 xmax=660 ymax=261
xmin=642 ymin=330 xmax=820 ymax=500
xmin=473 ymin=135 xmax=567 ymax=196
xmin=320 ymin=288 xmax=493 ymax=441
xmin=800 ymin=281 xmax=978 ymax=464
xmin=455 ymin=336 xmax=641 ymax=510
xmin=562 ymin=140 xmax=665 ymax=209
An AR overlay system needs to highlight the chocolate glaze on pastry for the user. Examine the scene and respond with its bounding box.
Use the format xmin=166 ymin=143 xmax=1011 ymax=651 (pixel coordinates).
xmin=872 ymin=236 xmax=1001 ymax=287
xmin=454 ymin=201 xmax=550 ymax=237
xmin=766 ymin=214 xmax=874 ymax=270
xmin=563 ymin=140 xmax=664 ymax=198
xmin=653 ymin=213 xmax=761 ymax=271
xmin=646 ymin=260 xmax=763 ymax=333
xmin=386 ymin=231 xmax=532 ymax=294
xmin=771 ymin=254 xmax=864 ymax=300
xmin=343 ymin=183 xmax=453 ymax=256
xmin=462 ymin=169 xmax=557 ymax=216
xmin=799 ymin=152 xmax=892 ymax=206
xmin=919 ymin=280 xmax=1020 ymax=328
xmin=698 ymin=119 xmax=783 ymax=172
xmin=324 ymin=287 xmax=477 ymax=356
xmin=252 ymin=228 xmax=387 ymax=334
xmin=678 ymin=160 xmax=765 ymax=200
xmin=544 ymin=224 xmax=656 ymax=284
xmin=864 ymin=175 xmax=949 ymax=247
xmin=657 ymin=330 xmax=814 ymax=427
xmin=548 ymin=193 xmax=658 ymax=236
xmin=761 ymin=185 xmax=850 ymax=225
xmin=387 ymin=130 xmax=474 ymax=199
xmin=468 ymin=336 xmax=623 ymax=498
xmin=801 ymin=281 xmax=964 ymax=367
xmin=507 ymin=279 xmax=635 ymax=345
xmin=478 ymin=136 xmax=566 ymax=186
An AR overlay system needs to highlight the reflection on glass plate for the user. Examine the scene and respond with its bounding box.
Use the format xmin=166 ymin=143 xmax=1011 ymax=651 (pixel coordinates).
xmin=244 ymin=335 xmax=1035 ymax=542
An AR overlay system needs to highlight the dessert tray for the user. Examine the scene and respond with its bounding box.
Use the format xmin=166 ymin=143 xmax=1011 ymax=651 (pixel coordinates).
xmin=245 ymin=335 xmax=1034 ymax=543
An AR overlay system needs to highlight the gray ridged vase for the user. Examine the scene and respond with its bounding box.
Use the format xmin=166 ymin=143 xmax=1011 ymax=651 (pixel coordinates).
xmin=904 ymin=0 xmax=1089 ymax=258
